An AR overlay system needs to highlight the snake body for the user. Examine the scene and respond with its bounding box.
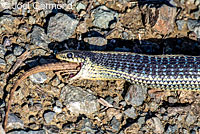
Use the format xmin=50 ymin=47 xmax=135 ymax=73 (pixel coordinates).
xmin=56 ymin=50 xmax=200 ymax=91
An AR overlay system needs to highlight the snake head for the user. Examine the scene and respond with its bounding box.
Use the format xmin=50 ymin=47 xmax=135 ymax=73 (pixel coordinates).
xmin=56 ymin=50 xmax=87 ymax=63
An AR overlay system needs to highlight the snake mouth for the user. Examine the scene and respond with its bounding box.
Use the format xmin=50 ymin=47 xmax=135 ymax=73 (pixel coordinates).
xmin=68 ymin=62 xmax=83 ymax=78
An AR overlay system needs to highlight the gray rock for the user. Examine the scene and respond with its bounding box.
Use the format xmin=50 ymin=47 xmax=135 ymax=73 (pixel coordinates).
xmin=43 ymin=111 xmax=56 ymax=124
xmin=76 ymin=2 xmax=86 ymax=12
xmin=185 ymin=113 xmax=197 ymax=125
xmin=92 ymin=6 xmax=118 ymax=29
xmin=0 ymin=15 xmax=15 ymax=34
xmin=13 ymin=46 xmax=25 ymax=56
xmin=81 ymin=118 xmax=98 ymax=133
xmin=176 ymin=20 xmax=187 ymax=31
xmin=7 ymin=130 xmax=45 ymax=134
xmin=29 ymin=72 xmax=47 ymax=84
xmin=187 ymin=19 xmax=200 ymax=31
xmin=0 ymin=45 xmax=6 ymax=59
xmin=7 ymin=113 xmax=24 ymax=129
xmin=84 ymin=36 xmax=107 ymax=47
xmin=0 ymin=123 xmax=5 ymax=134
xmin=5 ymin=54 xmax=16 ymax=65
xmin=165 ymin=125 xmax=178 ymax=134
xmin=53 ymin=106 xmax=62 ymax=113
xmin=187 ymin=19 xmax=200 ymax=38
xmin=0 ymin=58 xmax=6 ymax=69
xmin=111 ymin=117 xmax=120 ymax=131
xmin=47 ymin=13 xmax=79 ymax=42
xmin=168 ymin=96 xmax=178 ymax=103
xmin=56 ymin=100 xmax=63 ymax=108
xmin=124 ymin=107 xmax=137 ymax=119
xmin=137 ymin=117 xmax=145 ymax=128
xmin=125 ymin=85 xmax=147 ymax=106
xmin=60 ymin=85 xmax=99 ymax=116
xmin=28 ymin=26 xmax=51 ymax=49
xmin=44 ymin=125 xmax=59 ymax=134
xmin=152 ymin=117 xmax=164 ymax=134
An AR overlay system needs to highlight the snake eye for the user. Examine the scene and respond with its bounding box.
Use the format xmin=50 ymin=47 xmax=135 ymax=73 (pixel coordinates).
xmin=67 ymin=53 xmax=73 ymax=58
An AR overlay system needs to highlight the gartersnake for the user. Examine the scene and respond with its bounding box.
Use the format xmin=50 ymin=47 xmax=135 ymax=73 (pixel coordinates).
xmin=56 ymin=50 xmax=200 ymax=91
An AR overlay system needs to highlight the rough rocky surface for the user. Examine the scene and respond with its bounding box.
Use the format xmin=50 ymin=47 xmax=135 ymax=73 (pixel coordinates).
xmin=0 ymin=0 xmax=200 ymax=133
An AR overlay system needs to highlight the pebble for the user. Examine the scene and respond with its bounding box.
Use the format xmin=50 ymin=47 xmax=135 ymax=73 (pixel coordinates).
xmin=0 ymin=123 xmax=5 ymax=134
xmin=7 ymin=130 xmax=46 ymax=134
xmin=13 ymin=45 xmax=25 ymax=56
xmin=60 ymin=85 xmax=99 ymax=116
xmin=28 ymin=26 xmax=51 ymax=49
xmin=0 ymin=45 xmax=6 ymax=59
xmin=137 ymin=117 xmax=145 ymax=128
xmin=76 ymin=2 xmax=86 ymax=12
xmin=92 ymin=5 xmax=118 ymax=29
xmin=168 ymin=96 xmax=178 ymax=103
xmin=47 ymin=13 xmax=79 ymax=42
xmin=5 ymin=53 xmax=16 ymax=65
xmin=43 ymin=111 xmax=56 ymax=124
xmin=152 ymin=5 xmax=177 ymax=35
xmin=84 ymin=36 xmax=107 ymax=50
xmin=176 ymin=20 xmax=187 ymax=31
xmin=185 ymin=113 xmax=197 ymax=126
xmin=0 ymin=58 xmax=6 ymax=69
xmin=152 ymin=117 xmax=164 ymax=134
xmin=165 ymin=124 xmax=178 ymax=134
xmin=81 ymin=118 xmax=98 ymax=133
xmin=111 ymin=117 xmax=120 ymax=132
xmin=124 ymin=107 xmax=137 ymax=119
xmin=7 ymin=113 xmax=24 ymax=129
xmin=44 ymin=125 xmax=59 ymax=134
xmin=53 ymin=106 xmax=62 ymax=113
xmin=125 ymin=85 xmax=147 ymax=106
xmin=29 ymin=72 xmax=47 ymax=84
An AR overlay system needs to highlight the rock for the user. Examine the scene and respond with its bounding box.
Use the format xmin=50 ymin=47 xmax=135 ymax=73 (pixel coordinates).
xmin=7 ymin=113 xmax=24 ymax=129
xmin=43 ymin=111 xmax=56 ymax=124
xmin=28 ymin=26 xmax=51 ymax=49
xmin=168 ymin=96 xmax=178 ymax=103
xmin=76 ymin=2 xmax=86 ymax=12
xmin=124 ymin=107 xmax=137 ymax=119
xmin=60 ymin=85 xmax=99 ymax=116
xmin=165 ymin=124 xmax=178 ymax=134
xmin=84 ymin=36 xmax=107 ymax=49
xmin=5 ymin=54 xmax=16 ymax=65
xmin=152 ymin=117 xmax=164 ymax=134
xmin=47 ymin=13 xmax=79 ymax=42
xmin=0 ymin=123 xmax=5 ymax=134
xmin=176 ymin=20 xmax=187 ymax=31
xmin=187 ymin=19 xmax=200 ymax=31
xmin=53 ymin=106 xmax=62 ymax=113
xmin=0 ymin=58 xmax=6 ymax=69
xmin=185 ymin=113 xmax=197 ymax=126
xmin=0 ymin=15 xmax=20 ymax=34
xmin=111 ymin=117 xmax=120 ymax=132
xmin=7 ymin=130 xmax=46 ymax=134
xmin=151 ymin=5 xmax=177 ymax=34
xmin=44 ymin=125 xmax=59 ymax=134
xmin=0 ymin=45 xmax=6 ymax=59
xmin=92 ymin=5 xmax=118 ymax=29
xmin=29 ymin=72 xmax=47 ymax=84
xmin=125 ymin=85 xmax=147 ymax=106
xmin=81 ymin=118 xmax=98 ymax=133
xmin=13 ymin=45 xmax=25 ymax=56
